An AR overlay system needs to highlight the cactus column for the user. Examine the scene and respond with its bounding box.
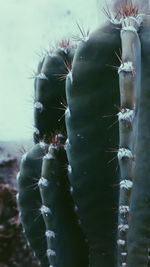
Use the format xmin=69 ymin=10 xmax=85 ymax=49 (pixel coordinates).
xmin=17 ymin=143 xmax=49 ymax=266
xmin=34 ymin=43 xmax=75 ymax=143
xmin=65 ymin=21 xmax=121 ymax=267
xmin=117 ymin=14 xmax=142 ymax=266
xmin=127 ymin=15 xmax=150 ymax=267
xmin=39 ymin=134 xmax=89 ymax=267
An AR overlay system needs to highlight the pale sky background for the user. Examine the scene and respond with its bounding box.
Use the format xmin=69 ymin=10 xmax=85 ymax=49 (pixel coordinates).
xmin=0 ymin=0 xmax=106 ymax=141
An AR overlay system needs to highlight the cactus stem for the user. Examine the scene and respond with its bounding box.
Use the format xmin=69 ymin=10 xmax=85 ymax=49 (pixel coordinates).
xmin=117 ymin=12 xmax=141 ymax=265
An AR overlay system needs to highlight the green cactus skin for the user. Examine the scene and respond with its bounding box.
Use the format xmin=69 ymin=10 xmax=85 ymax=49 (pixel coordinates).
xmin=117 ymin=15 xmax=142 ymax=265
xmin=65 ymin=22 xmax=121 ymax=267
xmin=34 ymin=43 xmax=75 ymax=144
xmin=127 ymin=15 xmax=150 ymax=267
xmin=17 ymin=143 xmax=49 ymax=267
xmin=39 ymin=134 xmax=89 ymax=267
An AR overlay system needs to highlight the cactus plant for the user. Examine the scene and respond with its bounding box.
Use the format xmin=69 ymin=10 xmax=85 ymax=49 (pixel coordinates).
xmin=33 ymin=40 xmax=76 ymax=143
xmin=17 ymin=40 xmax=89 ymax=266
xmin=39 ymin=134 xmax=88 ymax=267
xmin=65 ymin=21 xmax=121 ymax=267
xmin=127 ymin=14 xmax=150 ymax=267
xmin=17 ymin=1 xmax=150 ymax=266
xmin=17 ymin=143 xmax=49 ymax=266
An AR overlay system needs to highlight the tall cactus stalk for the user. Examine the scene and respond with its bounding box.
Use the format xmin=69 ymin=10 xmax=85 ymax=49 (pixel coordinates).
xmin=117 ymin=13 xmax=142 ymax=266
xmin=65 ymin=21 xmax=121 ymax=267
xmin=127 ymin=14 xmax=150 ymax=267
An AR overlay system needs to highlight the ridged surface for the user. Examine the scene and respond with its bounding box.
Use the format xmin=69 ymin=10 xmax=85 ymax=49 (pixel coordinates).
xmin=17 ymin=143 xmax=49 ymax=267
xmin=34 ymin=49 xmax=74 ymax=143
xmin=39 ymin=141 xmax=89 ymax=266
xmin=65 ymin=22 xmax=121 ymax=267
xmin=127 ymin=16 xmax=150 ymax=267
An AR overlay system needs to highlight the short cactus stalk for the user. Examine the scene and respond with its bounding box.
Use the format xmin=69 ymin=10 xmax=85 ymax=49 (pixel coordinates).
xmin=17 ymin=1 xmax=150 ymax=266
xmin=17 ymin=143 xmax=49 ymax=267
xmin=39 ymin=134 xmax=88 ymax=266
xmin=33 ymin=40 xmax=76 ymax=144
